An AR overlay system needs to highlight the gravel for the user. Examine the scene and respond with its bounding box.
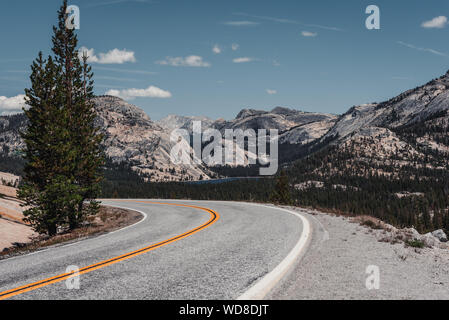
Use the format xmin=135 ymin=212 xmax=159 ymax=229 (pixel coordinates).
xmin=267 ymin=208 xmax=449 ymax=300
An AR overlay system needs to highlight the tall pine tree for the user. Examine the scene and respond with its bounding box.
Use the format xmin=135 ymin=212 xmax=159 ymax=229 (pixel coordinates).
xmin=19 ymin=1 xmax=104 ymax=235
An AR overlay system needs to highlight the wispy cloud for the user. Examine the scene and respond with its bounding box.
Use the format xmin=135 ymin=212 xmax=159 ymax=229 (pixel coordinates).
xmin=301 ymin=31 xmax=317 ymax=37
xmin=234 ymin=12 xmax=298 ymax=24
xmin=212 ymin=44 xmax=222 ymax=54
xmin=79 ymin=47 xmax=136 ymax=64
xmin=156 ymin=56 xmax=211 ymax=67
xmin=95 ymin=84 xmax=125 ymax=89
xmin=95 ymin=76 xmax=140 ymax=82
xmin=223 ymin=21 xmax=260 ymax=26
xmin=421 ymin=16 xmax=448 ymax=29
xmin=94 ymin=66 xmax=157 ymax=75
xmin=106 ymin=86 xmax=172 ymax=100
xmin=266 ymin=89 xmax=277 ymax=95
xmin=231 ymin=43 xmax=240 ymax=51
xmin=234 ymin=12 xmax=343 ymax=31
xmin=233 ymin=57 xmax=256 ymax=63
xmin=85 ymin=0 xmax=153 ymax=8
xmin=397 ymin=41 xmax=448 ymax=57
xmin=303 ymin=24 xmax=343 ymax=32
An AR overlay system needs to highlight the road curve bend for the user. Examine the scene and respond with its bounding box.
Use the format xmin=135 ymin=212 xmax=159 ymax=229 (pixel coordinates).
xmin=0 ymin=200 xmax=310 ymax=300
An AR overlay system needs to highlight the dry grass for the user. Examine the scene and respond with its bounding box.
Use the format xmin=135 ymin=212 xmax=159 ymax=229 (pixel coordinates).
xmin=0 ymin=206 xmax=143 ymax=260
xmin=353 ymin=215 xmax=386 ymax=230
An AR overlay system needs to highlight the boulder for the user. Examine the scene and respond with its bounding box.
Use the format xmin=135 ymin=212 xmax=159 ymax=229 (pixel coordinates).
xmin=422 ymin=233 xmax=439 ymax=248
xmin=431 ymin=229 xmax=448 ymax=243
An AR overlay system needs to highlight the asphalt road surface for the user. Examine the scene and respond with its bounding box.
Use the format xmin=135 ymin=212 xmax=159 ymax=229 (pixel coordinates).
xmin=0 ymin=200 xmax=307 ymax=300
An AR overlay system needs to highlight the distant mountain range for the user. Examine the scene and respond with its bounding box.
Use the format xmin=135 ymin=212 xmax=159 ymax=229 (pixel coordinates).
xmin=1 ymin=70 xmax=449 ymax=183
xmin=301 ymin=70 xmax=449 ymax=181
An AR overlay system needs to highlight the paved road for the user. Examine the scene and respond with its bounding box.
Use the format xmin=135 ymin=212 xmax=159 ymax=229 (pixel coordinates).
xmin=0 ymin=200 xmax=307 ymax=300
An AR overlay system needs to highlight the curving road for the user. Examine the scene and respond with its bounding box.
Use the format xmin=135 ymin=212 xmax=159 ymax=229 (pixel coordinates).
xmin=0 ymin=200 xmax=309 ymax=300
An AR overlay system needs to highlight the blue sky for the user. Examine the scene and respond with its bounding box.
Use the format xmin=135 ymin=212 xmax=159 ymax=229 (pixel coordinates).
xmin=1 ymin=0 xmax=449 ymax=119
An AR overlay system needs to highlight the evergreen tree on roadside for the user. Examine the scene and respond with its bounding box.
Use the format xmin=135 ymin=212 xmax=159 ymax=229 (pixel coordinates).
xmin=270 ymin=170 xmax=293 ymax=205
xmin=18 ymin=1 xmax=104 ymax=235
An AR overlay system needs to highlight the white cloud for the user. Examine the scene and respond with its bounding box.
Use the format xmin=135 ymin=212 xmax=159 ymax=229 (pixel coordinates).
xmin=212 ymin=44 xmax=222 ymax=54
xmin=421 ymin=16 xmax=448 ymax=29
xmin=301 ymin=31 xmax=317 ymax=37
xmin=94 ymin=66 xmax=156 ymax=75
xmin=233 ymin=57 xmax=255 ymax=63
xmin=231 ymin=43 xmax=240 ymax=51
xmin=86 ymin=0 xmax=153 ymax=8
xmin=233 ymin=13 xmax=298 ymax=24
xmin=304 ymin=24 xmax=343 ymax=32
xmin=273 ymin=60 xmax=281 ymax=67
xmin=266 ymin=89 xmax=277 ymax=95
xmin=79 ymin=47 xmax=136 ymax=64
xmin=397 ymin=41 xmax=448 ymax=57
xmin=234 ymin=12 xmax=343 ymax=31
xmin=105 ymin=86 xmax=172 ymax=100
xmin=223 ymin=21 xmax=259 ymax=26
xmin=156 ymin=55 xmax=211 ymax=67
xmin=0 ymin=94 xmax=27 ymax=114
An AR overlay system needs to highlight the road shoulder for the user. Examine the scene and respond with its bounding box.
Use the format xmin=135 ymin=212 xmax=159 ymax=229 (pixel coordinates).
xmin=267 ymin=208 xmax=449 ymax=300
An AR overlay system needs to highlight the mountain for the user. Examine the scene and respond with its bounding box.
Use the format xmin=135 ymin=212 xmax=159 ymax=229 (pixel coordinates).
xmin=154 ymin=106 xmax=337 ymax=168
xmin=286 ymin=70 xmax=449 ymax=233
xmin=210 ymin=106 xmax=337 ymax=145
xmin=2 ymin=70 xmax=449 ymax=184
xmin=0 ymin=96 xmax=212 ymax=182
xmin=156 ymin=107 xmax=337 ymax=146
xmin=322 ymin=71 xmax=449 ymax=143
xmin=156 ymin=114 xmax=215 ymax=134
xmin=306 ymin=70 xmax=449 ymax=177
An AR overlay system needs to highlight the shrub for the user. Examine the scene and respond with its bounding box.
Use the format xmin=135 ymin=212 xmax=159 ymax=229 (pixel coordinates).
xmin=405 ymin=238 xmax=425 ymax=248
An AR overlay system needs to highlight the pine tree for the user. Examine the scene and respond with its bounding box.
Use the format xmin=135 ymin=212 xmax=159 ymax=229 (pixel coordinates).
xmin=18 ymin=1 xmax=103 ymax=235
xmin=270 ymin=170 xmax=293 ymax=205
xmin=19 ymin=53 xmax=68 ymax=235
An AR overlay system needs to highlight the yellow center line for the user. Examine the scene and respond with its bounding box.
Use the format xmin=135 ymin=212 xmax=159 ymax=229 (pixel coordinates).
xmin=0 ymin=200 xmax=220 ymax=300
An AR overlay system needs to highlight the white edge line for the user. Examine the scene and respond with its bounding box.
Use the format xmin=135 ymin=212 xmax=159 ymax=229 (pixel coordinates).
xmin=0 ymin=202 xmax=148 ymax=264
xmin=237 ymin=204 xmax=311 ymax=300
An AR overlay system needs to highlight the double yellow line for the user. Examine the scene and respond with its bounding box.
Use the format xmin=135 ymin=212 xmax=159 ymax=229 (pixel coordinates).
xmin=0 ymin=201 xmax=220 ymax=300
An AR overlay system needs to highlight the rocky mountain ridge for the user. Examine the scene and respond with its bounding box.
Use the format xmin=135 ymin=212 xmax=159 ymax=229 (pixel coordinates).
xmin=0 ymin=96 xmax=212 ymax=182
xmin=1 ymin=69 xmax=449 ymax=182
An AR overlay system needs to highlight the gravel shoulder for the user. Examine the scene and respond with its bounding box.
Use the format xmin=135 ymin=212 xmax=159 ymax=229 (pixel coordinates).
xmin=267 ymin=207 xmax=449 ymax=300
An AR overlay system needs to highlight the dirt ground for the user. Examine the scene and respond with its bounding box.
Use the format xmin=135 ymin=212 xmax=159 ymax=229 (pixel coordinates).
xmin=0 ymin=219 xmax=36 ymax=252
xmin=0 ymin=205 xmax=143 ymax=259
xmin=0 ymin=183 xmax=34 ymax=251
